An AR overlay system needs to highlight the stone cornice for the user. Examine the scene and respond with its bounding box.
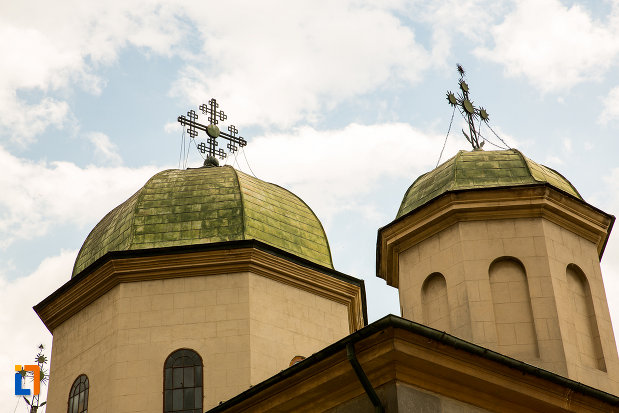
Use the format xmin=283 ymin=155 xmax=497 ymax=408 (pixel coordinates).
xmin=377 ymin=185 xmax=614 ymax=287
xmin=35 ymin=244 xmax=366 ymax=333
xmin=206 ymin=316 xmax=617 ymax=413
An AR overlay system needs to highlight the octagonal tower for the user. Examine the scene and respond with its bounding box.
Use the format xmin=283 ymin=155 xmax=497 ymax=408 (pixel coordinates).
xmin=37 ymin=165 xmax=366 ymax=412
xmin=377 ymin=149 xmax=618 ymax=394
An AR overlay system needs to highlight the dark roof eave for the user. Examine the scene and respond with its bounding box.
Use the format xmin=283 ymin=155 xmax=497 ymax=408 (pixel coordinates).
xmin=33 ymin=239 xmax=368 ymax=326
xmin=206 ymin=314 xmax=619 ymax=413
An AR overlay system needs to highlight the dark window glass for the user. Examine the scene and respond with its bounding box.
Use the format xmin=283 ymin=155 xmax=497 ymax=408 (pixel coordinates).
xmin=67 ymin=374 xmax=89 ymax=413
xmin=173 ymin=368 xmax=183 ymax=388
xmin=194 ymin=387 xmax=202 ymax=407
xmin=164 ymin=349 xmax=203 ymax=412
xmin=184 ymin=388 xmax=194 ymax=408
xmin=184 ymin=367 xmax=194 ymax=387
xmin=173 ymin=389 xmax=183 ymax=410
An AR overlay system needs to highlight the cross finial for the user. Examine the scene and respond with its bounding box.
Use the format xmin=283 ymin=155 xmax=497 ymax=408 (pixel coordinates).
xmin=446 ymin=64 xmax=489 ymax=150
xmin=177 ymin=99 xmax=247 ymax=167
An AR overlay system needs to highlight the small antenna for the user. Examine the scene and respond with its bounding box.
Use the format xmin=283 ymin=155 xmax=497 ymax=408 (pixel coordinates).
xmin=446 ymin=64 xmax=491 ymax=150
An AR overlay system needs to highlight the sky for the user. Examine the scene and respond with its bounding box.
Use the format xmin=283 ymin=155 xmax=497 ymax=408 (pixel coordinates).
xmin=3 ymin=0 xmax=619 ymax=409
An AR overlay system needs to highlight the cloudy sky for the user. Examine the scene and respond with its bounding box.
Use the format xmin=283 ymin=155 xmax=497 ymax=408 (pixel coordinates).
xmin=3 ymin=0 xmax=619 ymax=408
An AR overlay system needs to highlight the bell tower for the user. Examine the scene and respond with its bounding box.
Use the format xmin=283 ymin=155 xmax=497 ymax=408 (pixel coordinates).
xmin=377 ymin=148 xmax=618 ymax=394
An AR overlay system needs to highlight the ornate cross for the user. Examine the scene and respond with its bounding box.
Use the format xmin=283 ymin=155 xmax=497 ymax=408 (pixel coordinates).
xmin=177 ymin=98 xmax=247 ymax=166
xmin=446 ymin=64 xmax=489 ymax=150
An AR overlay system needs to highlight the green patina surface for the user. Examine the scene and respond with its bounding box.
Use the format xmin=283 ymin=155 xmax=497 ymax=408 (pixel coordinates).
xmin=397 ymin=149 xmax=582 ymax=218
xmin=72 ymin=166 xmax=333 ymax=276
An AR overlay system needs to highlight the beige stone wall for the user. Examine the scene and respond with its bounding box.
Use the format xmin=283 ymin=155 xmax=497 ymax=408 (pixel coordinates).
xmin=46 ymin=273 xmax=253 ymax=412
xmin=46 ymin=270 xmax=353 ymax=412
xmin=398 ymin=223 xmax=471 ymax=341
xmin=397 ymin=216 xmax=619 ymax=393
xmin=541 ymin=219 xmax=619 ymax=393
xmin=110 ymin=273 xmax=254 ymax=411
xmin=248 ymin=274 xmax=351 ymax=385
xmin=46 ymin=284 xmax=120 ymax=412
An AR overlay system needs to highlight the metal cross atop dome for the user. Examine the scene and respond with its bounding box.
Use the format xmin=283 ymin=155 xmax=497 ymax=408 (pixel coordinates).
xmin=446 ymin=64 xmax=490 ymax=150
xmin=177 ymin=98 xmax=247 ymax=166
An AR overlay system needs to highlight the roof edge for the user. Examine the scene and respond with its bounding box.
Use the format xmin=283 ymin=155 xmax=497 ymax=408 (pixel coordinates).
xmin=388 ymin=181 xmax=600 ymax=232
xmin=376 ymin=183 xmax=614 ymax=281
xmin=36 ymin=239 xmax=367 ymax=324
xmin=206 ymin=314 xmax=619 ymax=412
xmin=538 ymin=163 xmax=583 ymax=199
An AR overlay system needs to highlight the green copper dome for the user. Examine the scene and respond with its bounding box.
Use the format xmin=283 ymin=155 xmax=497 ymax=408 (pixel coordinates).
xmin=72 ymin=166 xmax=333 ymax=276
xmin=397 ymin=149 xmax=582 ymax=218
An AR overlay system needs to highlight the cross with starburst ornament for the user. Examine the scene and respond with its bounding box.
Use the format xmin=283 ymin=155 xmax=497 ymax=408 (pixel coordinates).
xmin=446 ymin=64 xmax=490 ymax=150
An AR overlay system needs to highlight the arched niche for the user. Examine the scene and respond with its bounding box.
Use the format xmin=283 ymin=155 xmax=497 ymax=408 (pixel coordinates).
xmin=489 ymin=257 xmax=539 ymax=359
xmin=422 ymin=272 xmax=451 ymax=332
xmin=566 ymin=264 xmax=606 ymax=371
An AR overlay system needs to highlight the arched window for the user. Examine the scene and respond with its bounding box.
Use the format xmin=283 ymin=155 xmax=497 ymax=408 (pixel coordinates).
xmin=164 ymin=349 xmax=203 ymax=413
xmin=289 ymin=355 xmax=306 ymax=367
xmin=67 ymin=374 xmax=89 ymax=413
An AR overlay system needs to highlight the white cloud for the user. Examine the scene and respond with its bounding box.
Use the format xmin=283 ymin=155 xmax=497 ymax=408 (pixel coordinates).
xmin=475 ymin=0 xmax=619 ymax=93
xmin=543 ymin=155 xmax=564 ymax=167
xmin=406 ymin=0 xmax=505 ymax=69
xmin=164 ymin=121 xmax=181 ymax=134
xmin=234 ymin=122 xmax=467 ymax=227
xmin=0 ymin=92 xmax=69 ymax=145
xmin=87 ymin=132 xmax=122 ymax=165
xmin=599 ymin=85 xmax=619 ymax=124
xmin=0 ymin=1 xmax=186 ymax=142
xmin=171 ymin=1 xmax=431 ymax=128
xmin=0 ymin=1 xmax=439 ymax=139
xmin=0 ymin=249 xmax=76 ymax=411
xmin=0 ymin=145 xmax=160 ymax=247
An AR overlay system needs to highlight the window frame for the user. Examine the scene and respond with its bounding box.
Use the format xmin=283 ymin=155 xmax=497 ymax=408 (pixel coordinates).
xmin=67 ymin=374 xmax=89 ymax=413
xmin=163 ymin=348 xmax=203 ymax=413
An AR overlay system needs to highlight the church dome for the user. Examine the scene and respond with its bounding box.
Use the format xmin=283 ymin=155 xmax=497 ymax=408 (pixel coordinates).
xmin=397 ymin=149 xmax=582 ymax=218
xmin=72 ymin=166 xmax=333 ymax=277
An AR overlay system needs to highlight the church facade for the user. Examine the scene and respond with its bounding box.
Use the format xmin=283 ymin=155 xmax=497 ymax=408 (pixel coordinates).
xmin=35 ymin=148 xmax=618 ymax=412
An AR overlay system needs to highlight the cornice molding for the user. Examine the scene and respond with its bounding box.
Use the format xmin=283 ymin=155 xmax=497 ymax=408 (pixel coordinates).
xmin=206 ymin=322 xmax=615 ymax=413
xmin=377 ymin=185 xmax=614 ymax=287
xmin=35 ymin=246 xmax=365 ymax=333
